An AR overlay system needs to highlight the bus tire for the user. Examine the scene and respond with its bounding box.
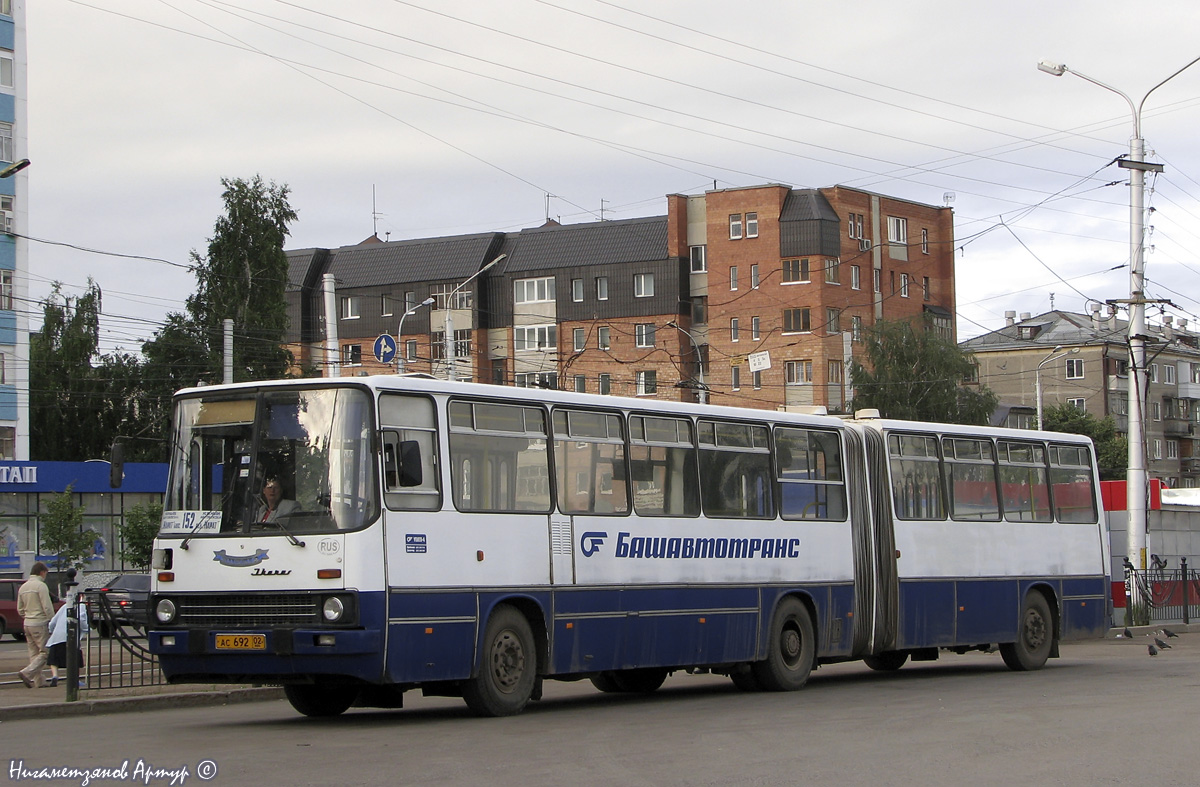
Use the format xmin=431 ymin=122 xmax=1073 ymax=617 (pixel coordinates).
xmin=863 ymin=651 xmax=909 ymax=671
xmin=589 ymin=672 xmax=622 ymax=693
xmin=751 ymin=597 xmax=815 ymax=691
xmin=284 ymin=683 xmax=358 ymax=717
xmin=462 ymin=605 xmax=537 ymax=717
xmin=1000 ymin=591 xmax=1053 ymax=672
xmin=612 ymin=668 xmax=668 ymax=694
xmin=730 ymin=668 xmax=762 ymax=692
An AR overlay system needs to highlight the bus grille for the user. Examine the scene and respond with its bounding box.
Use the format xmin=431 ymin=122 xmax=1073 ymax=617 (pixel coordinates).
xmin=175 ymin=594 xmax=320 ymax=627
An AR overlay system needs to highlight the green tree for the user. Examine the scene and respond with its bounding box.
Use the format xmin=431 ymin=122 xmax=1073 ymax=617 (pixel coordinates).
xmin=851 ymin=317 xmax=998 ymax=424
xmin=39 ymin=485 xmax=98 ymax=572
xmin=1041 ymin=402 xmax=1128 ymax=480
xmin=117 ymin=502 xmax=162 ymax=571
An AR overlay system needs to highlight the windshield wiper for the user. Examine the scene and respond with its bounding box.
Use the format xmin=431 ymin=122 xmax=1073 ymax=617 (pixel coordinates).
xmin=269 ymin=517 xmax=306 ymax=548
xmin=180 ymin=513 xmax=216 ymax=551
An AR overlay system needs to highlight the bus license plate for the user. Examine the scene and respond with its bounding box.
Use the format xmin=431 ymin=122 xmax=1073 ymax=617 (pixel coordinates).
xmin=215 ymin=634 xmax=266 ymax=651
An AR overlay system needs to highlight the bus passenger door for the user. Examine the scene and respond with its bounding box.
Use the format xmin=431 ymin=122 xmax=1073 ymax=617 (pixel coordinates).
xmin=549 ymin=513 xmax=575 ymax=584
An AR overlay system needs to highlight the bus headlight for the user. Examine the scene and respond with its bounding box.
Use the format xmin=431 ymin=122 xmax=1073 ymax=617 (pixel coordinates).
xmin=322 ymin=596 xmax=346 ymax=623
xmin=155 ymin=598 xmax=178 ymax=624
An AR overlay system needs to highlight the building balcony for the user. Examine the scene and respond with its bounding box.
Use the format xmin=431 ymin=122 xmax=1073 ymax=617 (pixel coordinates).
xmin=1163 ymin=418 xmax=1193 ymax=436
xmin=1178 ymin=381 xmax=1200 ymax=400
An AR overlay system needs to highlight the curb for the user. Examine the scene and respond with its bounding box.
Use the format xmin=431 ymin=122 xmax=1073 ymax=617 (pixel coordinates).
xmin=0 ymin=687 xmax=285 ymax=721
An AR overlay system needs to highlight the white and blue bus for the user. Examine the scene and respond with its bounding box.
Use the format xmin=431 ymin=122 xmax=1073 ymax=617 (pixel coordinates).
xmin=148 ymin=375 xmax=1110 ymax=717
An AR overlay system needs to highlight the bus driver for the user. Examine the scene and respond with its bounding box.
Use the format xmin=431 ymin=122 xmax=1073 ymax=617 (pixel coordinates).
xmin=257 ymin=477 xmax=298 ymax=523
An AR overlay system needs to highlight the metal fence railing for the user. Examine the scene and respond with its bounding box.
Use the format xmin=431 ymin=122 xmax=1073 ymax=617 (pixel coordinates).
xmin=80 ymin=589 xmax=162 ymax=693
xmin=1123 ymin=557 xmax=1200 ymax=626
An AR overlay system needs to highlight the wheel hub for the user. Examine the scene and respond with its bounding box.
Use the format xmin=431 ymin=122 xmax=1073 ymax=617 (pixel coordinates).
xmin=489 ymin=629 xmax=526 ymax=692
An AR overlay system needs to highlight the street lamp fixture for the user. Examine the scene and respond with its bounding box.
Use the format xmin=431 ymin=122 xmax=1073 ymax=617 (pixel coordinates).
xmin=396 ymin=297 xmax=435 ymax=374
xmin=0 ymin=158 xmax=30 ymax=178
xmin=444 ymin=253 xmax=506 ymax=382
xmin=1038 ymin=54 xmax=1200 ymax=588
xmin=666 ymin=320 xmax=707 ymax=404
xmin=1035 ymin=345 xmax=1079 ymax=430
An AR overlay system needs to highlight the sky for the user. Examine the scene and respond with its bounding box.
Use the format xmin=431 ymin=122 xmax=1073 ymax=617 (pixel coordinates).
xmin=23 ymin=0 xmax=1200 ymax=355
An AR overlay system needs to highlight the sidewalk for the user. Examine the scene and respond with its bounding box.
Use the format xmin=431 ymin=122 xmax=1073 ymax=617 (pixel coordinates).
xmin=0 ymin=647 xmax=282 ymax=721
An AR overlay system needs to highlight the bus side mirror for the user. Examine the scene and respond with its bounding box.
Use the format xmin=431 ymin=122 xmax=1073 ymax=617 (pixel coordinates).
xmin=109 ymin=442 xmax=125 ymax=489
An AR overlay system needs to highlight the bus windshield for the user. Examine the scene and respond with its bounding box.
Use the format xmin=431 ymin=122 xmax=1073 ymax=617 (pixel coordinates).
xmin=161 ymin=386 xmax=379 ymax=537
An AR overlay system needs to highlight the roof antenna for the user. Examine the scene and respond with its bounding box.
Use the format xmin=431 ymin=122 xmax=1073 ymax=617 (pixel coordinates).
xmin=545 ymin=193 xmax=557 ymax=223
xmin=372 ymin=185 xmax=384 ymax=238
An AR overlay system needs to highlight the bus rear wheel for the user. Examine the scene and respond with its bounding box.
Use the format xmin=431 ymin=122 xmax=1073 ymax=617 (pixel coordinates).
xmin=1000 ymin=591 xmax=1053 ymax=672
xmin=863 ymin=651 xmax=909 ymax=671
xmin=462 ymin=605 xmax=537 ymax=717
xmin=284 ymin=682 xmax=358 ymax=717
xmin=612 ymin=668 xmax=668 ymax=693
xmin=751 ymin=597 xmax=815 ymax=691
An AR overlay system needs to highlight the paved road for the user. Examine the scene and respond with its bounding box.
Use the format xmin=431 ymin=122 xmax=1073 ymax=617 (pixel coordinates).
xmin=4 ymin=633 xmax=1196 ymax=786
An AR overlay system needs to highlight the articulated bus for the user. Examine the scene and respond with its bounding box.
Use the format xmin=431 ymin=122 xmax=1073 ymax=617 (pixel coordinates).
xmin=147 ymin=375 xmax=1110 ymax=717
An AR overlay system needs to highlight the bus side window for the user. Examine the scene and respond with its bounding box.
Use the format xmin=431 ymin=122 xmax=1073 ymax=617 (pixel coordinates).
xmin=379 ymin=394 xmax=441 ymax=512
xmin=998 ymin=441 xmax=1052 ymax=522
xmin=629 ymin=415 xmax=699 ymax=517
xmin=1049 ymin=443 xmax=1098 ymax=524
xmin=775 ymin=427 xmax=846 ymax=521
xmin=888 ymin=433 xmax=945 ymax=520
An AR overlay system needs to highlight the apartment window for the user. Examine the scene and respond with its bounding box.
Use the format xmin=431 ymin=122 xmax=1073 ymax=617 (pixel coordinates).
xmin=1168 ymin=440 xmax=1180 ymax=460
xmin=1152 ymin=401 xmax=1161 ymax=421
xmin=729 ymin=214 xmax=743 ymax=240
xmin=1165 ymin=364 xmax=1176 ymax=384
xmin=731 ymin=365 xmax=741 ymax=391
xmin=0 ymin=51 xmax=12 ymax=90
xmin=0 ymin=270 xmax=11 ymax=310
xmin=783 ymin=308 xmax=811 ymax=333
xmin=573 ymin=328 xmax=586 ymax=352
xmin=828 ymin=360 xmax=843 ymax=384
xmin=432 ymin=283 xmax=473 ymax=310
xmin=0 ymin=2 xmax=10 ymax=17
xmin=634 ymin=273 xmax=655 ymax=298
xmin=751 ymin=264 xmax=760 ymax=289
xmin=824 ymin=259 xmax=840 ymax=284
xmin=851 ymin=265 xmax=861 ymax=290
xmin=1066 ymin=358 xmax=1084 ymax=379
xmin=405 ymin=339 xmax=418 ymax=362
xmin=873 ymin=269 xmax=881 ymax=293
xmin=515 ymin=372 xmax=558 ymax=390
xmin=921 ymin=228 xmax=929 ymax=254
xmin=848 ymin=213 xmax=864 ymax=239
xmin=1149 ymin=363 xmax=1159 ymax=383
xmin=899 ymin=273 xmax=909 ymax=298
xmin=690 ymin=245 xmax=707 ymax=273
xmin=453 ymin=329 xmax=472 ymax=360
xmin=598 ymin=373 xmax=611 ymax=395
xmin=887 ymin=216 xmax=908 ymax=245
xmin=404 ymin=291 xmax=417 ymax=311
xmin=571 ymin=278 xmax=584 ymax=302
xmin=730 ymin=318 xmax=740 ymax=342
xmin=692 ymin=297 xmax=708 ymax=325
xmin=637 ymin=370 xmax=657 ymax=396
xmin=826 ymin=308 xmax=841 ymax=334
xmin=1153 ymin=439 xmax=1163 ymax=460
xmin=574 ymin=375 xmax=587 ymax=394
xmin=1192 ymin=363 xmax=1200 ymax=384
xmin=1067 ymin=398 xmax=1086 ymax=411
xmin=922 ymin=276 xmax=931 ymax=301
xmin=341 ymin=344 xmax=362 ymax=365
xmin=0 ymin=123 xmax=11 ymax=163
xmin=751 ymin=316 xmax=760 ymax=340
xmin=745 ymin=212 xmax=759 ymax=238
xmin=514 ymin=277 xmax=555 ymax=304
xmin=783 ymin=259 xmax=809 ymax=283
xmin=730 ymin=266 xmax=738 ymax=291
xmin=753 ymin=371 xmax=762 ymax=390
xmin=381 ymin=295 xmax=395 ymax=317
xmin=514 ymin=324 xmax=557 ymax=351
xmin=852 ymin=315 xmax=863 ymax=342
xmin=598 ymin=326 xmax=611 ymax=350
xmin=635 ymin=323 xmax=656 ymax=348
xmin=785 ymin=360 xmax=813 ymax=384
xmin=340 ymin=296 xmax=361 ymax=320
xmin=595 ymin=276 xmax=609 ymax=301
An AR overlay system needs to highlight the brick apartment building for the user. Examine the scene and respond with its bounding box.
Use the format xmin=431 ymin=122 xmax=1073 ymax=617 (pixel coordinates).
xmin=284 ymin=183 xmax=956 ymax=412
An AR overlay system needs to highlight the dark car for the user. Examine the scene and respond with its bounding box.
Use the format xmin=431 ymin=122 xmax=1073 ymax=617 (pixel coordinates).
xmin=0 ymin=578 xmax=64 ymax=641
xmin=87 ymin=574 xmax=151 ymax=634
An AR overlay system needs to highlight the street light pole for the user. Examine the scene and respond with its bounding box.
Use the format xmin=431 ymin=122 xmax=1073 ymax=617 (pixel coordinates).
xmin=443 ymin=253 xmax=506 ymax=382
xmin=397 ymin=297 xmax=435 ymax=374
xmin=667 ymin=320 xmax=707 ymax=404
xmin=1035 ymin=345 xmax=1078 ymax=430
xmin=1038 ymin=56 xmax=1200 ymax=587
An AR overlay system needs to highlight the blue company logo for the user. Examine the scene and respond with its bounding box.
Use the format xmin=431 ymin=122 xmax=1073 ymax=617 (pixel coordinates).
xmin=580 ymin=531 xmax=608 ymax=557
xmin=213 ymin=549 xmax=270 ymax=567
xmin=582 ymin=532 xmax=802 ymax=560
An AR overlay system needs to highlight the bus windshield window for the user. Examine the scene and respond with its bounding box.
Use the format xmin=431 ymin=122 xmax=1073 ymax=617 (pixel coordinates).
xmin=162 ymin=387 xmax=378 ymax=536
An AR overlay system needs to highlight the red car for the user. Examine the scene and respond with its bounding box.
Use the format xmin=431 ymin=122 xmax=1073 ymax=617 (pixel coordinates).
xmin=0 ymin=578 xmax=64 ymax=641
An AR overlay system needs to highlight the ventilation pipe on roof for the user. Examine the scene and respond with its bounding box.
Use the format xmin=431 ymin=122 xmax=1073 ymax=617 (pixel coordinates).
xmin=1005 ymin=310 xmax=1017 ymax=327
xmin=1090 ymin=302 xmax=1103 ymax=330
xmin=1108 ymin=303 xmax=1119 ymax=331
xmin=1163 ymin=315 xmax=1175 ymax=343
xmin=1019 ymin=312 xmax=1031 ymax=322
xmin=323 ymin=273 xmax=340 ymax=379
xmin=1181 ymin=318 xmax=1189 ymax=332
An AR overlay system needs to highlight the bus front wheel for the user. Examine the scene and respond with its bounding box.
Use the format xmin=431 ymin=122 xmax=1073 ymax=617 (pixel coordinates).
xmin=751 ymin=597 xmax=815 ymax=691
xmin=863 ymin=651 xmax=909 ymax=671
xmin=1000 ymin=591 xmax=1054 ymax=672
xmin=284 ymin=682 xmax=358 ymax=717
xmin=463 ymin=605 xmax=537 ymax=717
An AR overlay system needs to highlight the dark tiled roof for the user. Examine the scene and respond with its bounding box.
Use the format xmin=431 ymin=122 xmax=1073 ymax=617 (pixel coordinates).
xmin=780 ymin=189 xmax=839 ymax=223
xmin=499 ymin=216 xmax=669 ymax=274
xmin=327 ymin=232 xmax=505 ymax=288
xmin=285 ymin=248 xmax=331 ymax=291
